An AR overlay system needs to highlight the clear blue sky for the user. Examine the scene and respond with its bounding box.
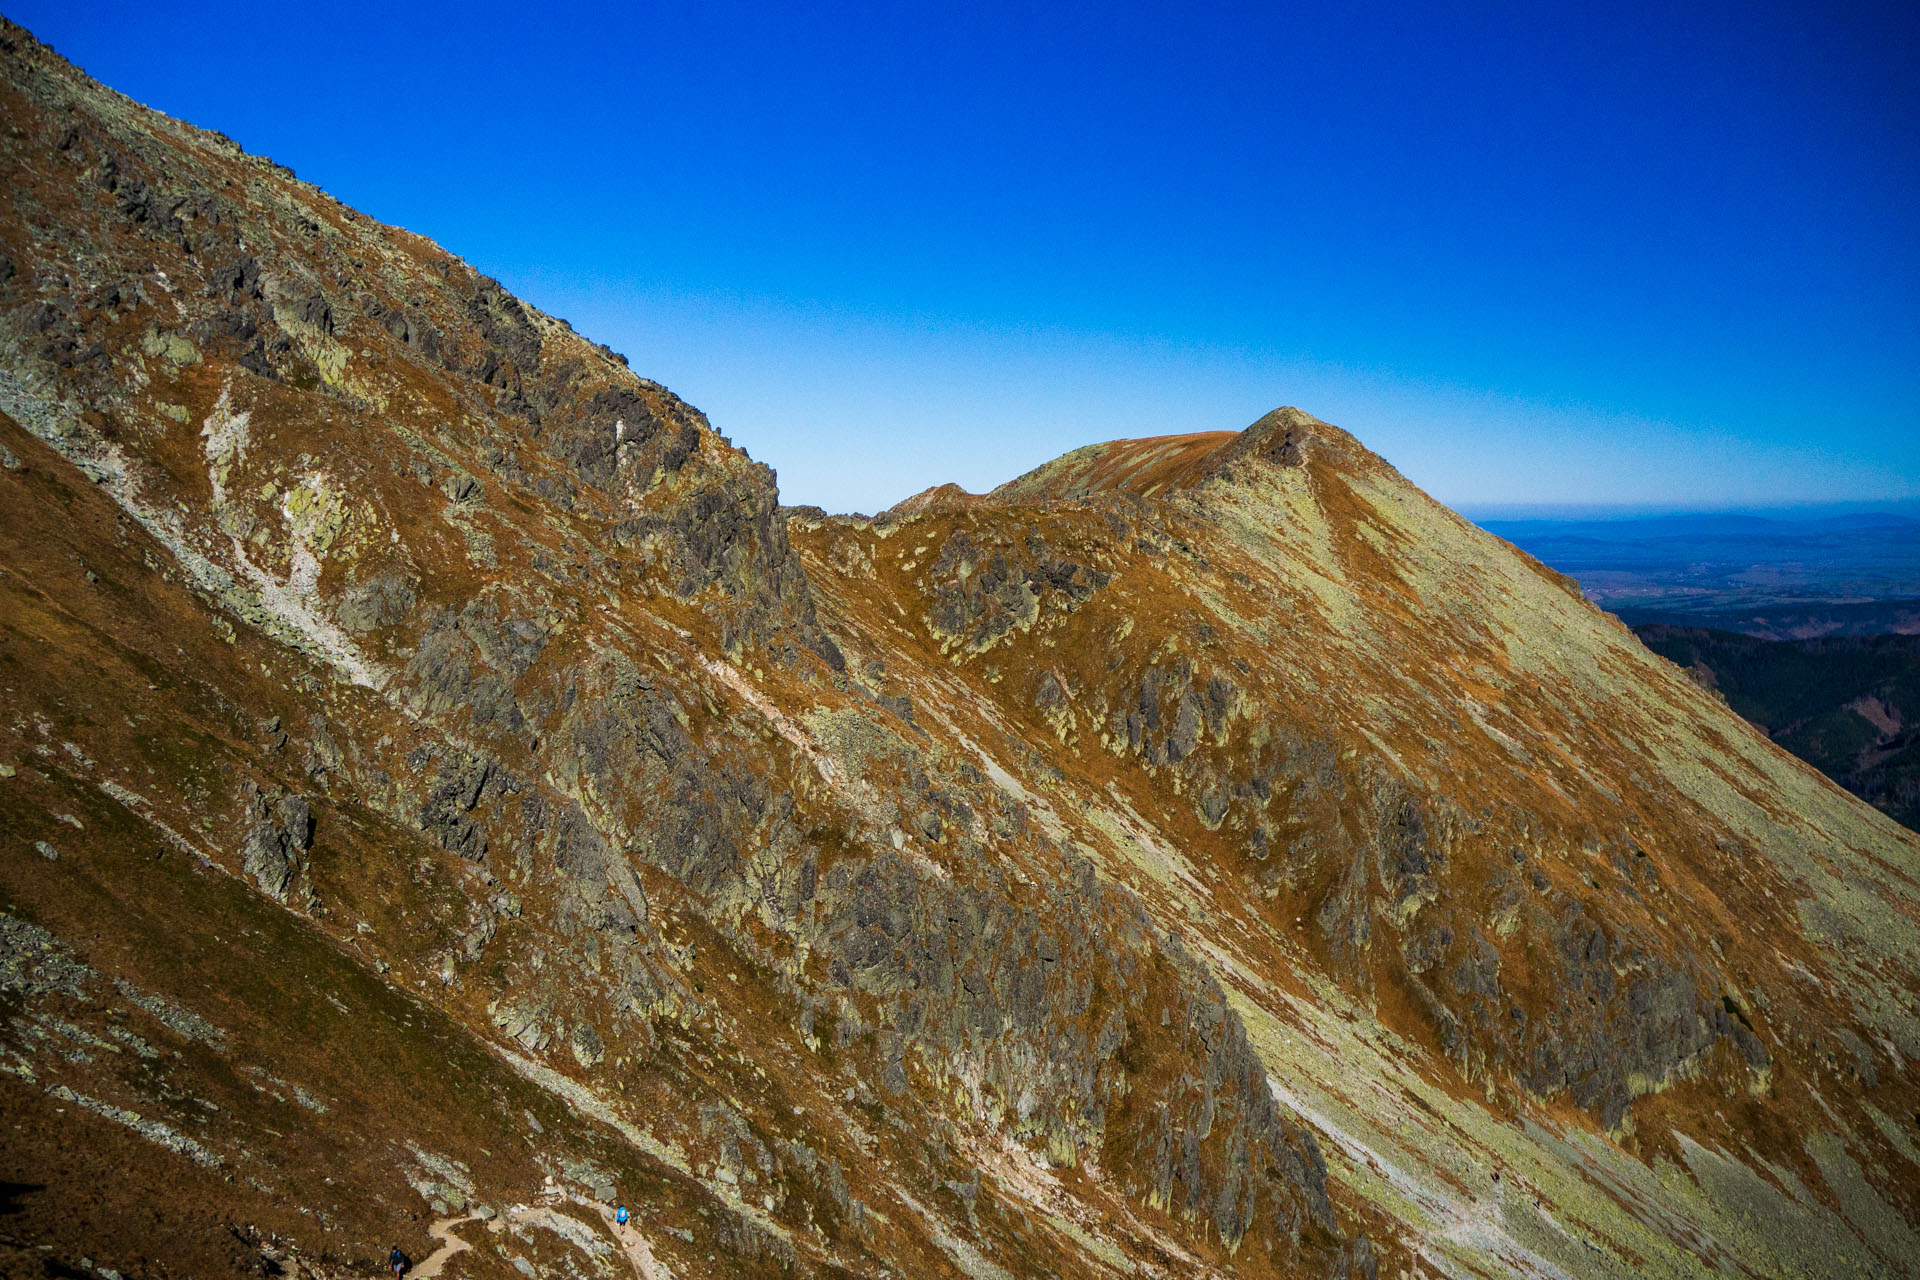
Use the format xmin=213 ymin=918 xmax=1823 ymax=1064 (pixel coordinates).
xmin=15 ymin=1 xmax=1918 ymax=514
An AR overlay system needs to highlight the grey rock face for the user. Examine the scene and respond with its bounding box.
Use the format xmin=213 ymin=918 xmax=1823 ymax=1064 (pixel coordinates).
xmin=415 ymin=748 xmax=510 ymax=863
xmin=518 ymin=625 xmax=1354 ymax=1262
xmin=239 ymin=781 xmax=313 ymax=902
xmin=569 ymin=1021 xmax=605 ymax=1069
xmin=1091 ymin=625 xmax=1773 ymax=1129
xmin=1285 ymin=775 xmax=1764 ymax=1127
xmin=337 ymin=571 xmax=416 ymax=632
xmin=924 ymin=527 xmax=1112 ymax=654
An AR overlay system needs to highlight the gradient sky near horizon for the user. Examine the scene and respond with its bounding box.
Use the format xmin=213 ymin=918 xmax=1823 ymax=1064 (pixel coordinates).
xmin=14 ymin=0 xmax=1918 ymax=514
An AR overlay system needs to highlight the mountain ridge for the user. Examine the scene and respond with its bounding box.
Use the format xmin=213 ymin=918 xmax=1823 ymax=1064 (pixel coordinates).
xmin=2 ymin=18 xmax=1918 ymax=1280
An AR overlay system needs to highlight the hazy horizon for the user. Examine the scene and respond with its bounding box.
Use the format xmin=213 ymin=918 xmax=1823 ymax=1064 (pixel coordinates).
xmin=1462 ymin=499 xmax=1920 ymax=523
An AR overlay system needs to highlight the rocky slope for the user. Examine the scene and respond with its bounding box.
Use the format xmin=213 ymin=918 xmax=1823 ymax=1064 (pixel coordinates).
xmin=2 ymin=20 xmax=1917 ymax=1280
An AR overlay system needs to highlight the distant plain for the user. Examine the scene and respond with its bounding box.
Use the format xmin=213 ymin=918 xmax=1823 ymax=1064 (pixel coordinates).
xmin=1478 ymin=511 xmax=1920 ymax=636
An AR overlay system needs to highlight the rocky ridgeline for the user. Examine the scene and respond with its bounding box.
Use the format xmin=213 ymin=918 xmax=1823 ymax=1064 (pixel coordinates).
xmin=2 ymin=19 xmax=827 ymax=667
xmin=2 ymin=16 xmax=1917 ymax=1280
xmin=0 ymin=20 xmax=1375 ymax=1280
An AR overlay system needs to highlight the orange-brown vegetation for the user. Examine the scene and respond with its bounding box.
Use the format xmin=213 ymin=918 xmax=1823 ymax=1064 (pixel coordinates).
xmin=1 ymin=18 xmax=1915 ymax=1280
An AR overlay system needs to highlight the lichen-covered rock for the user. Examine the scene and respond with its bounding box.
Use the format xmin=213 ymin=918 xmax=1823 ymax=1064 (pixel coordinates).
xmin=923 ymin=525 xmax=1112 ymax=655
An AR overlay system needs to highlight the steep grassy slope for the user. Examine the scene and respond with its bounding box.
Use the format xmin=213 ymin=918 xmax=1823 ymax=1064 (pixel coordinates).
xmin=801 ymin=409 xmax=1920 ymax=1276
xmin=0 ymin=21 xmax=1367 ymax=1280
xmin=1 ymin=17 xmax=1918 ymax=1280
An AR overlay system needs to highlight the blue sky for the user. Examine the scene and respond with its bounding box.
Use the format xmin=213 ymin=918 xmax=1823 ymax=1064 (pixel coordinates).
xmin=16 ymin=1 xmax=1918 ymax=514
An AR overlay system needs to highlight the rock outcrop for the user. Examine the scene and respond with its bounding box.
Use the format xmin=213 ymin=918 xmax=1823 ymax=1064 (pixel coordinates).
xmin=1 ymin=18 xmax=1917 ymax=1280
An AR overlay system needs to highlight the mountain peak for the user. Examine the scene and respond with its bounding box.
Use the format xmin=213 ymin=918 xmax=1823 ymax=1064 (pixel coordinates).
xmin=3 ymin=18 xmax=1917 ymax=1280
xmin=978 ymin=406 xmax=1375 ymax=510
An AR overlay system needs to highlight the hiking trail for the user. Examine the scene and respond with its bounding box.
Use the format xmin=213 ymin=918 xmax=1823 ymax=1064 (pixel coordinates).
xmin=590 ymin=1201 xmax=675 ymax=1280
xmin=411 ymin=1215 xmax=478 ymax=1279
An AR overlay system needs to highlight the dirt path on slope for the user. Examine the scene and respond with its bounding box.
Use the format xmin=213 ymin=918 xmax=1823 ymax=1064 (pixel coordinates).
xmin=405 ymin=1197 xmax=674 ymax=1280
xmin=410 ymin=1216 xmax=479 ymax=1279
xmin=588 ymin=1201 xmax=675 ymax=1280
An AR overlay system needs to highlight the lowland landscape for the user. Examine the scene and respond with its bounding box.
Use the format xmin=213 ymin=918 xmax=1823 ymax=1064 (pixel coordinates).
xmin=2 ymin=17 xmax=1919 ymax=1280
xmin=1479 ymin=513 xmax=1920 ymax=637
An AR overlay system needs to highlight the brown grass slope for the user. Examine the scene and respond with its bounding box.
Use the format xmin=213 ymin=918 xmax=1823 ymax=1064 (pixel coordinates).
xmin=0 ymin=19 xmax=1373 ymax=1280
xmin=1 ymin=15 xmax=1917 ymax=1280
xmin=797 ymin=407 xmax=1920 ymax=1276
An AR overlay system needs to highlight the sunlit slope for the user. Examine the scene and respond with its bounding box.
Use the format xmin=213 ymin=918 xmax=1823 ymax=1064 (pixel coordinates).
xmin=0 ymin=21 xmax=1377 ymax=1280
xmin=794 ymin=405 xmax=1920 ymax=1276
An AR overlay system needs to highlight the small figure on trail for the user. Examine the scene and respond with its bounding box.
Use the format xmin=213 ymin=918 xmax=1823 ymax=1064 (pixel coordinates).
xmin=615 ymin=1204 xmax=630 ymax=1229
xmin=389 ymin=1244 xmax=407 ymax=1278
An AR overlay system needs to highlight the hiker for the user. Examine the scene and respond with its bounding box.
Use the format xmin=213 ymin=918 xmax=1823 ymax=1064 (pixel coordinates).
xmin=389 ymin=1244 xmax=407 ymax=1278
xmin=615 ymin=1204 xmax=629 ymax=1228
